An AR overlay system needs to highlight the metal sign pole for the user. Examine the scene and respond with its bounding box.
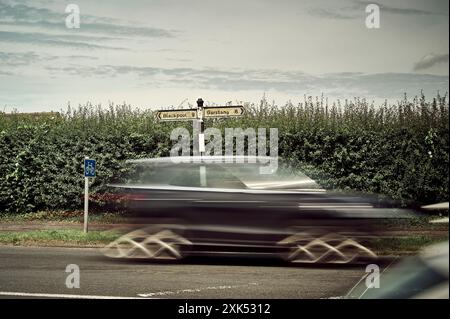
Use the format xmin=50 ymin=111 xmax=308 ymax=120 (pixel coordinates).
xmin=83 ymin=157 xmax=96 ymax=234
xmin=84 ymin=156 xmax=89 ymax=233
xmin=84 ymin=174 xmax=89 ymax=233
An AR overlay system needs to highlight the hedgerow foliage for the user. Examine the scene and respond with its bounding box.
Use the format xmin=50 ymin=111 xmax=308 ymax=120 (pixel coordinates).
xmin=0 ymin=93 xmax=448 ymax=213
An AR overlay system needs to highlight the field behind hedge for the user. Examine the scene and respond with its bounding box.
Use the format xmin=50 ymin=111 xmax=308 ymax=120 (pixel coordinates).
xmin=0 ymin=94 xmax=448 ymax=213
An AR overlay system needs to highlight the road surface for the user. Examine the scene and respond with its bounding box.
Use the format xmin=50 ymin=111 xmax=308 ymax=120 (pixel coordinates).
xmin=0 ymin=246 xmax=370 ymax=299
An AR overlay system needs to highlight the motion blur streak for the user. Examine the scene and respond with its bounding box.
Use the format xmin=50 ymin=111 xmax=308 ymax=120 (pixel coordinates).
xmin=103 ymin=156 xmax=419 ymax=265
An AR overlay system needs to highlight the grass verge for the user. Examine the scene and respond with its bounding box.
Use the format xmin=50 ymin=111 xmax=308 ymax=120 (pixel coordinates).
xmin=370 ymin=235 xmax=449 ymax=256
xmin=0 ymin=228 xmax=447 ymax=256
xmin=0 ymin=229 xmax=120 ymax=247
xmin=0 ymin=211 xmax=126 ymax=224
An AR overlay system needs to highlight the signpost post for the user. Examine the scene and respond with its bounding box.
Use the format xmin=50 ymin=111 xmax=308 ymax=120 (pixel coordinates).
xmin=84 ymin=157 xmax=96 ymax=233
xmin=196 ymin=98 xmax=205 ymax=155
xmin=156 ymin=98 xmax=245 ymax=156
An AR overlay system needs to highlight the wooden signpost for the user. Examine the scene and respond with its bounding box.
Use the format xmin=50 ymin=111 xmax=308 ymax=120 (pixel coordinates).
xmin=156 ymin=98 xmax=245 ymax=155
xmin=203 ymin=106 xmax=245 ymax=118
xmin=156 ymin=101 xmax=244 ymax=122
xmin=156 ymin=109 xmax=198 ymax=121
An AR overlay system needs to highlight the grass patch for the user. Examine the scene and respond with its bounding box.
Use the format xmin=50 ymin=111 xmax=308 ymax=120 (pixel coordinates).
xmin=0 ymin=228 xmax=447 ymax=255
xmin=0 ymin=229 xmax=120 ymax=247
xmin=0 ymin=210 xmax=126 ymax=224
xmin=370 ymin=235 xmax=449 ymax=256
xmin=380 ymin=214 xmax=449 ymax=231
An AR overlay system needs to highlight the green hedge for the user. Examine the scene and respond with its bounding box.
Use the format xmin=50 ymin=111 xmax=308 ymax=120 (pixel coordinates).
xmin=0 ymin=94 xmax=448 ymax=213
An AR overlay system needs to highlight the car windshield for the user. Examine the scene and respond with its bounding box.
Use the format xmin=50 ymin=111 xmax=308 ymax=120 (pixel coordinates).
xmin=224 ymin=162 xmax=321 ymax=190
xmin=118 ymin=157 xmax=322 ymax=190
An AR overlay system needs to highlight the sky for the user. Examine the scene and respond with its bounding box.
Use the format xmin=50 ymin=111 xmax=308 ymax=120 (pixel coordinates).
xmin=0 ymin=0 xmax=449 ymax=112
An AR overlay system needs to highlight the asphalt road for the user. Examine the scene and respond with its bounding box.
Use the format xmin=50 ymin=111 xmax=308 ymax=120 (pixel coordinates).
xmin=0 ymin=246 xmax=369 ymax=299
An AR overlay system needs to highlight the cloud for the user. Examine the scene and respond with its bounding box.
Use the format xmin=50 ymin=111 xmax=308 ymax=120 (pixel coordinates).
xmin=0 ymin=51 xmax=101 ymax=69
xmin=310 ymin=0 xmax=445 ymax=20
xmin=308 ymin=5 xmax=361 ymax=20
xmin=42 ymin=64 xmax=449 ymax=99
xmin=63 ymin=55 xmax=99 ymax=61
xmin=356 ymin=1 xmax=443 ymax=16
xmin=165 ymin=57 xmax=192 ymax=63
xmin=0 ymin=51 xmax=41 ymax=66
xmin=413 ymin=53 xmax=449 ymax=71
xmin=0 ymin=31 xmax=128 ymax=50
xmin=0 ymin=1 xmax=175 ymax=39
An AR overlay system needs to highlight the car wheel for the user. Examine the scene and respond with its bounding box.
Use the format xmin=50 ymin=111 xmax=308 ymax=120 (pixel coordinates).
xmin=278 ymin=232 xmax=377 ymax=264
xmin=101 ymin=226 xmax=192 ymax=260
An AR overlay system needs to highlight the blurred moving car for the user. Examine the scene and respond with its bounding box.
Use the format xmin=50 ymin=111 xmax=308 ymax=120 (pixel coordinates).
xmin=422 ymin=202 xmax=449 ymax=224
xmin=102 ymin=156 xmax=415 ymax=264
xmin=348 ymin=241 xmax=449 ymax=299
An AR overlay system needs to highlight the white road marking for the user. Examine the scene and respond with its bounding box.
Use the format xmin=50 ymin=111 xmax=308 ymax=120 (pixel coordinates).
xmin=0 ymin=291 xmax=150 ymax=299
xmin=358 ymin=259 xmax=396 ymax=299
xmin=138 ymin=283 xmax=258 ymax=297
xmin=345 ymin=272 xmax=369 ymax=298
xmin=345 ymin=258 xmax=398 ymax=298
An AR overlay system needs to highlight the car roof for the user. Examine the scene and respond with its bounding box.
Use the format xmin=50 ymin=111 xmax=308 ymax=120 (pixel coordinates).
xmin=127 ymin=155 xmax=277 ymax=164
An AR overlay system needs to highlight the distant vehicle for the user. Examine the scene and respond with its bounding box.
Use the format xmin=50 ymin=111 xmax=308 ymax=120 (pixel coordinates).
xmin=102 ymin=156 xmax=414 ymax=264
xmin=349 ymin=241 xmax=449 ymax=299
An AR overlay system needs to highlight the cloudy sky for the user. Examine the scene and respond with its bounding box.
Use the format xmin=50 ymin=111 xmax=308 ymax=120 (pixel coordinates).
xmin=0 ymin=0 xmax=449 ymax=112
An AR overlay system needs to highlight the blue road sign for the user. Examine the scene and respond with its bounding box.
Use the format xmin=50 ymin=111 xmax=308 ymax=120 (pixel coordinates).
xmin=84 ymin=159 xmax=96 ymax=177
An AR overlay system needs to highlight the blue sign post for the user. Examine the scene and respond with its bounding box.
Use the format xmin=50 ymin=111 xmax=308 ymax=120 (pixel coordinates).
xmin=84 ymin=159 xmax=96 ymax=177
xmin=84 ymin=158 xmax=96 ymax=233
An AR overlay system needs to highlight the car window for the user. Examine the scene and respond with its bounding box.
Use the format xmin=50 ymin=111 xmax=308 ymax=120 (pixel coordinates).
xmin=224 ymin=161 xmax=322 ymax=190
xmin=122 ymin=164 xmax=167 ymax=184
xmin=167 ymin=164 xmax=247 ymax=189
xmin=169 ymin=166 xmax=202 ymax=187
xmin=206 ymin=165 xmax=247 ymax=189
xmin=120 ymin=158 xmax=321 ymax=190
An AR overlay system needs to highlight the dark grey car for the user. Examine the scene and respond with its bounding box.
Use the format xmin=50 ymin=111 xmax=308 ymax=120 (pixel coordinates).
xmin=102 ymin=156 xmax=414 ymax=264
